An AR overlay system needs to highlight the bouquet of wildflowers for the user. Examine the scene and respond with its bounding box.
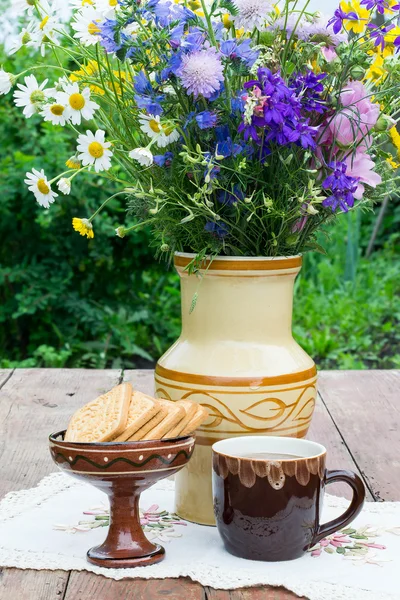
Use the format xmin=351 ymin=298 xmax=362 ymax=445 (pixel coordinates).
xmin=2 ymin=0 xmax=400 ymax=258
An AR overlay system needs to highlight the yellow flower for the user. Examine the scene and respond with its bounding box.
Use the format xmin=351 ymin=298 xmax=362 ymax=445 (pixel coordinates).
xmin=66 ymin=156 xmax=82 ymax=170
xmin=365 ymin=55 xmax=387 ymax=84
xmin=381 ymin=25 xmax=400 ymax=57
xmin=385 ymin=0 xmax=400 ymax=12
xmin=222 ymin=13 xmax=233 ymax=28
xmin=235 ymin=27 xmax=245 ymax=38
xmin=390 ymin=127 xmax=400 ymax=160
xmin=70 ymin=60 xmax=104 ymax=96
xmin=387 ymin=155 xmax=400 ymax=169
xmin=340 ymin=1 xmax=370 ymax=34
xmin=72 ymin=218 xmax=94 ymax=239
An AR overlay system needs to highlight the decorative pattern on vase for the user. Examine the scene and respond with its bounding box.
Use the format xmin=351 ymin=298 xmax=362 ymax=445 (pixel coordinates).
xmin=155 ymin=366 xmax=317 ymax=442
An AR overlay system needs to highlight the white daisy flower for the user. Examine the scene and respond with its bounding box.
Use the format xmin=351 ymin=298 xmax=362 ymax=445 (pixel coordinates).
xmin=57 ymin=82 xmax=99 ymax=125
xmin=96 ymin=0 xmax=119 ymax=18
xmin=129 ymin=147 xmax=154 ymax=167
xmin=8 ymin=22 xmax=38 ymax=55
xmin=234 ymin=0 xmax=273 ymax=31
xmin=13 ymin=75 xmax=50 ymax=118
xmin=41 ymin=101 xmax=69 ymax=125
xmin=69 ymin=0 xmax=95 ymax=7
xmin=139 ymin=115 xmax=179 ymax=148
xmin=0 ymin=69 xmax=14 ymax=95
xmin=36 ymin=14 xmax=63 ymax=56
xmin=72 ymin=5 xmax=103 ymax=46
xmin=9 ymin=0 xmax=51 ymax=16
xmin=77 ymin=129 xmax=113 ymax=172
xmin=46 ymin=76 xmax=71 ymax=97
xmin=24 ymin=168 xmax=58 ymax=208
xmin=57 ymin=177 xmax=71 ymax=194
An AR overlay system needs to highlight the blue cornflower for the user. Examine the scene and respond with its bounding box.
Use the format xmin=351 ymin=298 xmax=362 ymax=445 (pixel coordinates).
xmin=290 ymin=71 xmax=327 ymax=114
xmin=218 ymin=185 xmax=245 ymax=206
xmin=195 ymin=111 xmax=218 ymax=129
xmin=368 ymin=23 xmax=395 ymax=51
xmin=154 ymin=152 xmax=173 ymax=167
xmin=98 ymin=19 xmax=123 ymax=53
xmin=322 ymin=161 xmax=359 ymax=212
xmin=204 ymin=221 xmax=229 ymax=239
xmin=215 ymin=126 xmax=243 ymax=156
xmin=361 ymin=0 xmax=400 ymax=13
xmin=134 ymin=71 xmax=164 ymax=115
xmin=134 ymin=71 xmax=153 ymax=95
xmin=327 ymin=7 xmax=359 ymax=35
xmin=221 ymin=39 xmax=259 ymax=68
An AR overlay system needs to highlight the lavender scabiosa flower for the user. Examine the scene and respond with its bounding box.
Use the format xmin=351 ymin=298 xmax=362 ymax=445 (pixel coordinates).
xmin=233 ymin=0 xmax=273 ymax=31
xmin=204 ymin=220 xmax=229 ymax=239
xmin=322 ymin=161 xmax=359 ymax=212
xmin=195 ymin=111 xmax=218 ymax=129
xmin=177 ymin=47 xmax=224 ymax=99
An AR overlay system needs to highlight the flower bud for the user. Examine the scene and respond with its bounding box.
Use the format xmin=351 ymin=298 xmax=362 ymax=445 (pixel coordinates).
xmin=350 ymin=65 xmax=365 ymax=81
xmin=160 ymin=243 xmax=169 ymax=252
xmin=375 ymin=114 xmax=396 ymax=133
xmin=115 ymin=226 xmax=126 ymax=238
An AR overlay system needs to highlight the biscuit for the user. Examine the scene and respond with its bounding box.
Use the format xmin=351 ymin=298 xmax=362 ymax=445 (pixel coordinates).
xmin=164 ymin=400 xmax=198 ymax=438
xmin=127 ymin=401 xmax=170 ymax=441
xmin=65 ymin=383 xmax=132 ymax=443
xmin=144 ymin=399 xmax=185 ymax=440
xmin=113 ymin=391 xmax=161 ymax=442
xmin=179 ymin=404 xmax=209 ymax=436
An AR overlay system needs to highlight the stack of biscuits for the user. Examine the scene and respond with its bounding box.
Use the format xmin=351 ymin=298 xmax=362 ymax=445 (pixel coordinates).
xmin=65 ymin=383 xmax=209 ymax=443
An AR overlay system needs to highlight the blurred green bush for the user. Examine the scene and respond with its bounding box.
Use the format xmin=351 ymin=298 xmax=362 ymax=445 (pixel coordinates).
xmin=1 ymin=50 xmax=399 ymax=370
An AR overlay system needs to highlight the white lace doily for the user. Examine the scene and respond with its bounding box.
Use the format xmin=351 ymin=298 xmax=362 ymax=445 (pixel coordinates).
xmin=1 ymin=472 xmax=400 ymax=600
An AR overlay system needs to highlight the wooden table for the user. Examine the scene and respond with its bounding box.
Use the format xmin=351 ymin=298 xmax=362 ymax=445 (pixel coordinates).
xmin=0 ymin=369 xmax=399 ymax=600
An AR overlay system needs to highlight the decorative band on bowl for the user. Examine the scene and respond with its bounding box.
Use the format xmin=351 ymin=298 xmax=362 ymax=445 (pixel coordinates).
xmin=174 ymin=254 xmax=302 ymax=272
xmin=155 ymin=364 xmax=317 ymax=387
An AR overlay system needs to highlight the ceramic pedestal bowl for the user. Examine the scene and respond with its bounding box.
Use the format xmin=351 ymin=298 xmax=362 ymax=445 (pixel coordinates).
xmin=49 ymin=431 xmax=195 ymax=568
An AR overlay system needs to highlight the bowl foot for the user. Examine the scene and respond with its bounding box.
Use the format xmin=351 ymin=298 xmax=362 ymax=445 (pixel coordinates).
xmin=86 ymin=544 xmax=165 ymax=569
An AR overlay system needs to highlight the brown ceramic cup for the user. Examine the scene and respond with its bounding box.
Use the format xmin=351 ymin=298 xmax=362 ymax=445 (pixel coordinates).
xmin=212 ymin=436 xmax=365 ymax=562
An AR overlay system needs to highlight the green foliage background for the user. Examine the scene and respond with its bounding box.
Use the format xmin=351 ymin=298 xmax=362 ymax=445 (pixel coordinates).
xmin=1 ymin=50 xmax=399 ymax=371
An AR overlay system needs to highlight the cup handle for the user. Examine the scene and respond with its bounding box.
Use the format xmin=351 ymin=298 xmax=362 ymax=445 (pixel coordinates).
xmin=311 ymin=469 xmax=366 ymax=546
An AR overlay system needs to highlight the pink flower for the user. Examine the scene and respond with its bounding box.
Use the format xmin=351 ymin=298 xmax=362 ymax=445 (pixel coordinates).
xmin=328 ymin=81 xmax=380 ymax=147
xmin=345 ymin=152 xmax=382 ymax=199
xmin=321 ymin=46 xmax=338 ymax=62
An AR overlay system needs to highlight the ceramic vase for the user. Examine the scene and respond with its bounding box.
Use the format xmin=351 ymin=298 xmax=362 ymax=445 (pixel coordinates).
xmin=155 ymin=253 xmax=317 ymax=525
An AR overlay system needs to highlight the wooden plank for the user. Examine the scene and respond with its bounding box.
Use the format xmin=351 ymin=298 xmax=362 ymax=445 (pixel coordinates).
xmin=0 ymin=368 xmax=121 ymax=497
xmin=308 ymin=394 xmax=373 ymax=500
xmin=123 ymin=369 xmax=155 ymax=396
xmin=0 ymin=369 xmax=121 ymax=600
xmin=64 ymin=574 xmax=205 ymax=600
xmin=0 ymin=370 xmax=13 ymax=390
xmin=206 ymin=587 xmax=305 ymax=599
xmin=318 ymin=370 xmax=400 ymax=501
xmin=0 ymin=569 xmax=69 ymax=600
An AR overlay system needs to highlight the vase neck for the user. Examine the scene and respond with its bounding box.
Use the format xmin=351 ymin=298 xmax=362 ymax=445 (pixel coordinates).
xmin=178 ymin=268 xmax=299 ymax=344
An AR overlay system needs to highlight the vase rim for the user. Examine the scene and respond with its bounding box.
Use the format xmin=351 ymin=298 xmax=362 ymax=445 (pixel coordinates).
xmin=174 ymin=252 xmax=302 ymax=261
xmin=174 ymin=252 xmax=302 ymax=273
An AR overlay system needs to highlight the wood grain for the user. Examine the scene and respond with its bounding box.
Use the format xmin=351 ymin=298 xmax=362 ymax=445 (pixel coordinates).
xmin=64 ymin=573 xmax=205 ymax=600
xmin=0 ymin=569 xmax=69 ymax=600
xmin=206 ymin=587 xmax=306 ymax=599
xmin=318 ymin=370 xmax=400 ymax=501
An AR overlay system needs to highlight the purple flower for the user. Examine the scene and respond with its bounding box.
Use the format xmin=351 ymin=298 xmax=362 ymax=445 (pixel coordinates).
xmin=177 ymin=47 xmax=224 ymax=98
xmin=368 ymin=23 xmax=395 ymax=51
xmin=215 ymin=125 xmax=244 ymax=156
xmin=134 ymin=71 xmax=153 ymax=95
xmin=204 ymin=221 xmax=229 ymax=239
xmin=322 ymin=161 xmax=359 ymax=212
xmin=195 ymin=111 xmax=218 ymax=129
xmin=290 ymin=71 xmax=327 ymax=114
xmin=218 ymin=185 xmax=244 ymax=205
xmin=395 ymin=36 xmax=400 ymax=52
xmin=361 ymin=0 xmax=400 ymax=13
xmin=327 ymin=7 xmax=359 ymax=35
xmin=154 ymin=152 xmax=173 ymax=167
